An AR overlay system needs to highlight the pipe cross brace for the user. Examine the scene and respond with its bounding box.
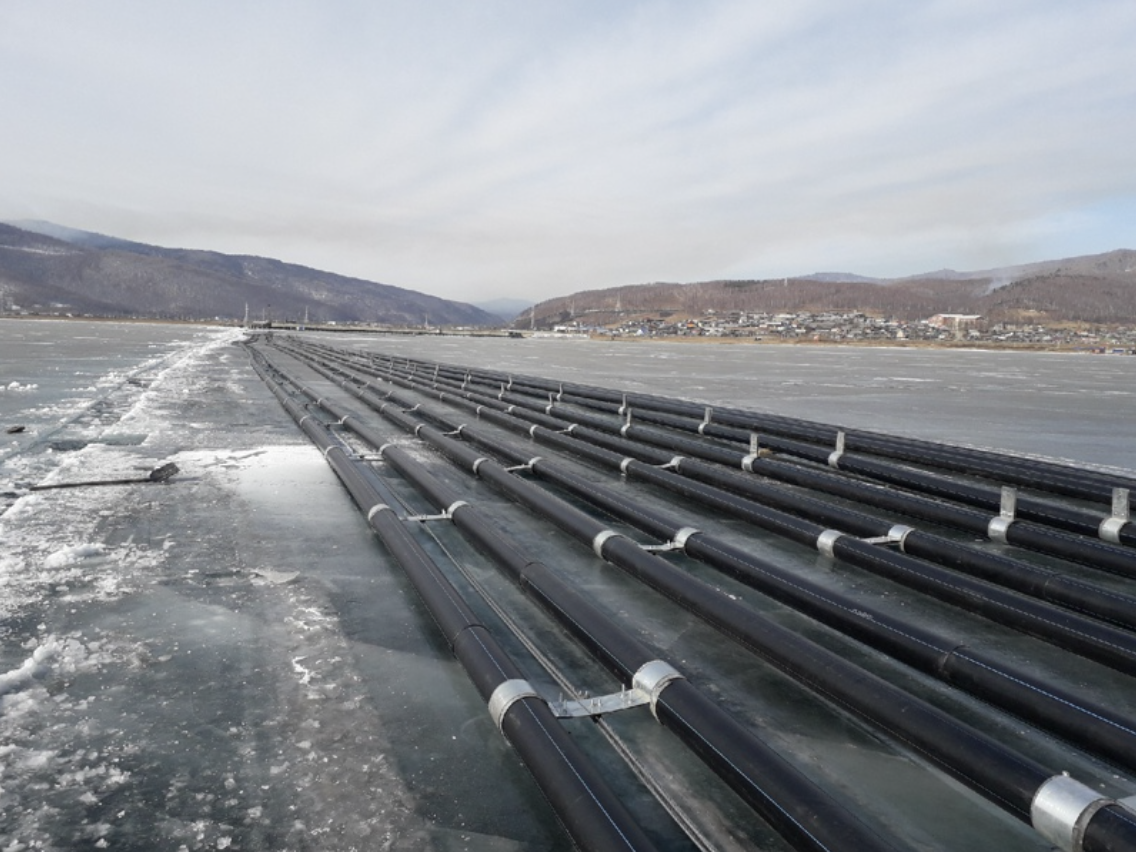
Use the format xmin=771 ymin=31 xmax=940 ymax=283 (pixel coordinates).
xmin=403 ymin=501 xmax=469 ymax=522
xmin=641 ymin=527 xmax=701 ymax=553
xmin=548 ymin=660 xmax=685 ymax=722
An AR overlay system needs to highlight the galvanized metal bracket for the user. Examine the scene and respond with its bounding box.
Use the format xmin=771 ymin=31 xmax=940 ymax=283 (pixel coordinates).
xmin=403 ymin=500 xmax=469 ymax=523
xmin=988 ymin=487 xmax=1017 ymax=544
xmin=816 ymin=529 xmax=843 ymax=558
xmin=641 ymin=527 xmax=700 ymax=553
xmin=488 ymin=679 xmax=541 ymax=732
xmin=548 ymin=687 xmax=650 ymax=719
xmin=827 ymin=430 xmax=846 ymax=469
xmin=547 ymin=660 xmax=685 ymax=722
xmin=1099 ymin=488 xmax=1131 ymax=544
xmin=620 ymin=407 xmax=633 ymax=437
xmin=741 ymin=432 xmax=773 ymax=472
xmin=697 ymin=407 xmax=713 ymax=436
xmin=860 ymin=525 xmax=916 ymax=549
xmin=1031 ymin=773 xmax=1115 ymax=852
xmin=504 ymin=457 xmax=542 ymax=474
xmin=819 ymin=524 xmax=913 ymax=557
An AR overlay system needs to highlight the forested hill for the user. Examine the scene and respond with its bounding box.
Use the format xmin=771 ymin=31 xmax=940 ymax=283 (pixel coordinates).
xmin=521 ymin=249 xmax=1136 ymax=328
xmin=0 ymin=222 xmax=496 ymax=326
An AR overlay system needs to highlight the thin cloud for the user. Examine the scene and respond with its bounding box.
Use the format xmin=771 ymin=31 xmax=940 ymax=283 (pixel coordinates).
xmin=2 ymin=1 xmax=1133 ymax=301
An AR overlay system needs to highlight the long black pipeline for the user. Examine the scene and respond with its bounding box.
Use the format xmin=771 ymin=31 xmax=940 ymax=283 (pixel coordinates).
xmin=245 ymin=348 xmax=663 ymax=852
xmin=604 ymin=404 xmax=1136 ymax=554
xmin=266 ymin=339 xmax=1136 ymax=852
xmin=363 ymin=350 xmax=1136 ymax=506
xmin=294 ymin=339 xmax=1136 ymax=647
xmin=400 ymin=352 xmax=1136 ymax=560
xmin=310 ymin=340 xmax=1136 ymax=573
xmin=331 ymin=359 xmax=1136 ymax=770
xmin=574 ymin=410 xmax=1136 ymax=576
xmin=334 ymin=349 xmax=1136 ymax=677
xmin=255 ymin=353 xmax=910 ymax=852
xmin=369 ymin=355 xmax=1136 ymax=631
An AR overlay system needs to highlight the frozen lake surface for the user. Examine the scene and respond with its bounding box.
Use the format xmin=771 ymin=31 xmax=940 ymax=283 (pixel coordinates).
xmin=3 ymin=320 xmax=1135 ymax=851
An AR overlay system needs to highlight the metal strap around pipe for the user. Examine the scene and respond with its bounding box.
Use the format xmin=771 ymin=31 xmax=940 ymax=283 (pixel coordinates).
xmin=488 ymin=679 xmax=542 ymax=733
xmin=1031 ymin=774 xmax=1116 ymax=852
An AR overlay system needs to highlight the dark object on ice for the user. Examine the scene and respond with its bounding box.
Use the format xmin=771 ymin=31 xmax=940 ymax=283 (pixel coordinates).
xmin=6 ymin=425 xmax=26 ymax=434
xmin=30 ymin=462 xmax=179 ymax=491
xmin=49 ymin=438 xmax=88 ymax=452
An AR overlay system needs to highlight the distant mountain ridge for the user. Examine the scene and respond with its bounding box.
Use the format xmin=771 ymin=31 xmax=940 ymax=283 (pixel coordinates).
xmin=520 ymin=249 xmax=1136 ymax=328
xmin=0 ymin=221 xmax=497 ymax=326
xmin=4 ymin=220 xmax=1133 ymax=327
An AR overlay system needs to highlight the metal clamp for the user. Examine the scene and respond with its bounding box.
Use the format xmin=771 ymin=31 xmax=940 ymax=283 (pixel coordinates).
xmin=546 ymin=661 xmax=685 ymax=722
xmin=548 ymin=688 xmax=649 ymax=719
xmin=1031 ymin=774 xmax=1114 ymax=852
xmin=741 ymin=432 xmax=772 ymax=472
xmin=988 ymin=486 xmax=1017 ymax=544
xmin=592 ymin=529 xmax=621 ymax=558
xmin=859 ymin=524 xmax=916 ymax=549
xmin=642 ymin=527 xmax=700 ymax=553
xmin=816 ymin=529 xmax=844 ymax=558
xmin=655 ymin=456 xmax=684 ymax=471
xmin=505 ymin=457 xmax=542 ymax=473
xmin=697 ymin=407 xmax=713 ymax=436
xmin=827 ymin=431 xmax=846 ymax=469
xmin=632 ymin=660 xmax=685 ymax=721
xmin=488 ymin=679 xmax=540 ymax=732
xmin=404 ymin=500 xmax=468 ymax=522
xmin=366 ymin=503 xmax=392 ymax=522
xmin=1099 ymin=488 xmax=1130 ymax=544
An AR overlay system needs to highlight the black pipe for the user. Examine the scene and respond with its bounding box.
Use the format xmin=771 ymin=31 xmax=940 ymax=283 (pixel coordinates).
xmin=245 ymin=348 xmax=664 ymax=852
xmin=264 ymin=340 xmax=1136 ymax=852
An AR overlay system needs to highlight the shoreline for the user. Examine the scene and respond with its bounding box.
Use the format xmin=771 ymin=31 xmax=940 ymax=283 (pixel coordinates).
xmin=5 ymin=314 xmax=1132 ymax=354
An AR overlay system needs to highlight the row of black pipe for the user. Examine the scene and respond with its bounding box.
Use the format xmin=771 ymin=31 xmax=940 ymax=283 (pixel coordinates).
xmin=249 ymin=343 xmax=901 ymax=852
xmin=280 ymin=339 xmax=1136 ymax=759
xmin=379 ymin=351 xmax=1136 ymax=509
xmin=246 ymin=347 xmax=664 ymax=852
xmin=293 ymin=340 xmax=1136 ymax=676
xmin=382 ymin=350 xmax=1136 ymax=554
xmin=362 ymin=348 xmax=1136 ymax=624
xmin=262 ymin=337 xmax=1136 ymax=852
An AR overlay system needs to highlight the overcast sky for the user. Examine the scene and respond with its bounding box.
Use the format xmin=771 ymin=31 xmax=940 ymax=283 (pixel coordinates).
xmin=2 ymin=1 xmax=1134 ymax=305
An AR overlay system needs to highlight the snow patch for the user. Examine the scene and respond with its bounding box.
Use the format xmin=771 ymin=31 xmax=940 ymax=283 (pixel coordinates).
xmin=2 ymin=381 xmax=38 ymax=393
xmin=43 ymin=542 xmax=106 ymax=569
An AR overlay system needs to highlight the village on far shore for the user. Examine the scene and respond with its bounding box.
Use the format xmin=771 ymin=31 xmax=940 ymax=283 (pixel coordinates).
xmin=536 ymin=309 xmax=1136 ymax=352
